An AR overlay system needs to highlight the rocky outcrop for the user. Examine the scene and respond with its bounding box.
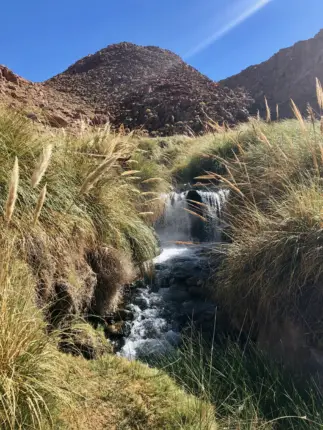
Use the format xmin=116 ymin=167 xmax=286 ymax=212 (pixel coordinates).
xmin=47 ymin=42 xmax=252 ymax=135
xmin=0 ymin=65 xmax=95 ymax=127
xmin=221 ymin=29 xmax=323 ymax=118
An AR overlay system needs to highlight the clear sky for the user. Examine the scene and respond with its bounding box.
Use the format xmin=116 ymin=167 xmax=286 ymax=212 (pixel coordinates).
xmin=1 ymin=0 xmax=323 ymax=82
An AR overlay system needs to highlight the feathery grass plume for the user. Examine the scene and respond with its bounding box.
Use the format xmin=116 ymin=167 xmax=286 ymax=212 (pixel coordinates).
xmin=125 ymin=176 xmax=142 ymax=181
xmin=195 ymin=172 xmax=244 ymax=197
xmin=276 ymin=104 xmax=279 ymax=121
xmin=141 ymin=177 xmax=164 ymax=184
xmin=321 ymin=117 xmax=323 ymax=136
xmin=33 ymin=184 xmax=47 ymax=226
xmin=183 ymin=208 xmax=207 ymax=222
xmin=139 ymin=212 xmax=154 ymax=216
xmin=141 ymin=191 xmax=159 ymax=196
xmin=307 ymin=104 xmax=316 ymax=126
xmin=256 ymin=110 xmax=261 ymax=121
xmin=258 ymin=131 xmax=272 ymax=148
xmin=316 ymin=77 xmax=323 ymax=111
xmin=121 ymin=170 xmax=141 ymax=176
xmin=186 ymin=199 xmax=208 ymax=208
xmin=4 ymin=157 xmax=19 ymax=224
xmin=80 ymin=155 xmax=117 ymax=194
xmin=264 ymin=97 xmax=271 ymax=123
xmin=194 ymin=174 xmax=217 ymax=180
xmin=290 ymin=99 xmax=306 ymax=132
xmin=31 ymin=144 xmax=52 ymax=188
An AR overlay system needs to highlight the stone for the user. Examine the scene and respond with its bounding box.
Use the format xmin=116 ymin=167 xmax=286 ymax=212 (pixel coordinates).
xmin=115 ymin=309 xmax=134 ymax=321
xmin=0 ymin=66 xmax=19 ymax=84
xmin=46 ymin=113 xmax=69 ymax=128
xmin=188 ymin=286 xmax=205 ymax=297
xmin=26 ymin=112 xmax=39 ymax=122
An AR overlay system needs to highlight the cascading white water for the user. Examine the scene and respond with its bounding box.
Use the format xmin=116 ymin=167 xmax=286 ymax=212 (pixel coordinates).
xmin=198 ymin=189 xmax=230 ymax=241
xmin=156 ymin=189 xmax=229 ymax=243
xmin=198 ymin=189 xmax=229 ymax=219
xmin=156 ymin=191 xmax=190 ymax=243
xmin=119 ymin=189 xmax=228 ymax=359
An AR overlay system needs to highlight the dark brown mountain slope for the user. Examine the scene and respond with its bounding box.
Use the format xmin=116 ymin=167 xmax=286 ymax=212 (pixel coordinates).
xmin=46 ymin=42 xmax=252 ymax=135
xmin=221 ymin=29 xmax=323 ymax=118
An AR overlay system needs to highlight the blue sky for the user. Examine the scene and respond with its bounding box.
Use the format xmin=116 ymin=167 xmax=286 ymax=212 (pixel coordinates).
xmin=1 ymin=0 xmax=323 ymax=82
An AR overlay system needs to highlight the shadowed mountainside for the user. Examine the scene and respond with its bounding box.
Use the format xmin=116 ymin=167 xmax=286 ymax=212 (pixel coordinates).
xmin=221 ymin=29 xmax=323 ymax=118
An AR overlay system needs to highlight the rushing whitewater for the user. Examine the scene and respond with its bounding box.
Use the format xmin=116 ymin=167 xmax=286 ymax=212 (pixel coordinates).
xmin=156 ymin=189 xmax=229 ymax=244
xmin=119 ymin=189 xmax=228 ymax=359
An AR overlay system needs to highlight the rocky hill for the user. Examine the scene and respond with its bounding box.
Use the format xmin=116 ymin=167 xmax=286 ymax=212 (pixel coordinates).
xmin=0 ymin=65 xmax=95 ymax=127
xmin=46 ymin=42 xmax=252 ymax=135
xmin=221 ymin=29 xmax=323 ymax=119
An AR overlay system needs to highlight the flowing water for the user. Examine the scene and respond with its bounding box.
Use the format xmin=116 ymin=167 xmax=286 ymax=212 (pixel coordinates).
xmin=119 ymin=189 xmax=228 ymax=359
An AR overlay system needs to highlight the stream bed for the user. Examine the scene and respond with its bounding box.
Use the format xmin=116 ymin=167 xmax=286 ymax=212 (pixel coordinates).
xmin=116 ymin=190 xmax=228 ymax=359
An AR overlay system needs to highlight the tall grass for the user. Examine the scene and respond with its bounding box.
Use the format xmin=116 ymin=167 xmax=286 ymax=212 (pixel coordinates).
xmin=168 ymin=88 xmax=323 ymax=352
xmin=0 ymin=109 xmax=174 ymax=427
xmin=0 ymin=240 xmax=70 ymax=429
xmin=155 ymin=333 xmax=323 ymax=429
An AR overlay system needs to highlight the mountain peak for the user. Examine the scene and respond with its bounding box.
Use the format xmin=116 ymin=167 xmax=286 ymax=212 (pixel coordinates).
xmin=46 ymin=42 xmax=251 ymax=135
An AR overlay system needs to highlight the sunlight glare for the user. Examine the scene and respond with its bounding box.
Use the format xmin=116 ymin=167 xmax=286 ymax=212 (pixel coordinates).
xmin=185 ymin=0 xmax=272 ymax=58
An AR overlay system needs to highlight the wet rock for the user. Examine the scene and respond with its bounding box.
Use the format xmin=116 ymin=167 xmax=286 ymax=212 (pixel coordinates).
xmin=188 ymin=286 xmax=205 ymax=298
xmin=162 ymin=288 xmax=190 ymax=302
xmin=186 ymin=277 xmax=201 ymax=287
xmin=116 ymin=309 xmax=134 ymax=321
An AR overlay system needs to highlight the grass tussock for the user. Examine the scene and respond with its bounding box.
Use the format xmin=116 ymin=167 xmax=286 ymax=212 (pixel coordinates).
xmin=0 ymin=108 xmax=167 ymax=307
xmin=59 ymin=353 xmax=216 ymax=430
xmin=0 ymin=109 xmax=220 ymax=429
xmin=155 ymin=334 xmax=323 ymax=430
xmin=0 ymin=241 xmax=70 ymax=429
xmin=179 ymin=90 xmax=323 ymax=348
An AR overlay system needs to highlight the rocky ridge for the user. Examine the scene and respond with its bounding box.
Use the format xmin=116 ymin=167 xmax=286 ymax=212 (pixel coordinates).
xmin=46 ymin=42 xmax=252 ymax=135
xmin=221 ymin=29 xmax=323 ymax=118
xmin=0 ymin=65 xmax=96 ymax=127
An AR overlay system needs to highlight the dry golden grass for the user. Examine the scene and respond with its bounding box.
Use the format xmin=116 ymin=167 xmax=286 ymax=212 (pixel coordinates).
xmin=4 ymin=157 xmax=19 ymax=225
xmin=264 ymin=96 xmax=271 ymax=123
xmin=0 ymin=108 xmax=221 ymax=429
xmin=0 ymin=240 xmax=71 ymax=429
xmin=31 ymin=144 xmax=52 ymax=188
xmin=33 ymin=183 xmax=47 ymax=226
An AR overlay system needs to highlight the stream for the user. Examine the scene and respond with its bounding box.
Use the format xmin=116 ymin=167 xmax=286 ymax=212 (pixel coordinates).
xmin=118 ymin=189 xmax=228 ymax=359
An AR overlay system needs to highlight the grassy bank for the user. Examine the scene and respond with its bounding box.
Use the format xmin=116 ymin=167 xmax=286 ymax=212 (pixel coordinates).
xmin=3 ymin=97 xmax=323 ymax=429
xmin=0 ymin=236 xmax=216 ymax=429
xmin=0 ymin=108 xmax=219 ymax=428
xmin=165 ymin=101 xmax=323 ymax=348
xmin=154 ymin=334 xmax=323 ymax=429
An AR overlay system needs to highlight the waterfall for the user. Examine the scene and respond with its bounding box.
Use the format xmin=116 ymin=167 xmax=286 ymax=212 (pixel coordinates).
xmin=156 ymin=189 xmax=229 ymax=243
xmin=118 ymin=188 xmax=228 ymax=359
xmin=198 ymin=189 xmax=229 ymax=241
xmin=156 ymin=191 xmax=190 ymax=243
